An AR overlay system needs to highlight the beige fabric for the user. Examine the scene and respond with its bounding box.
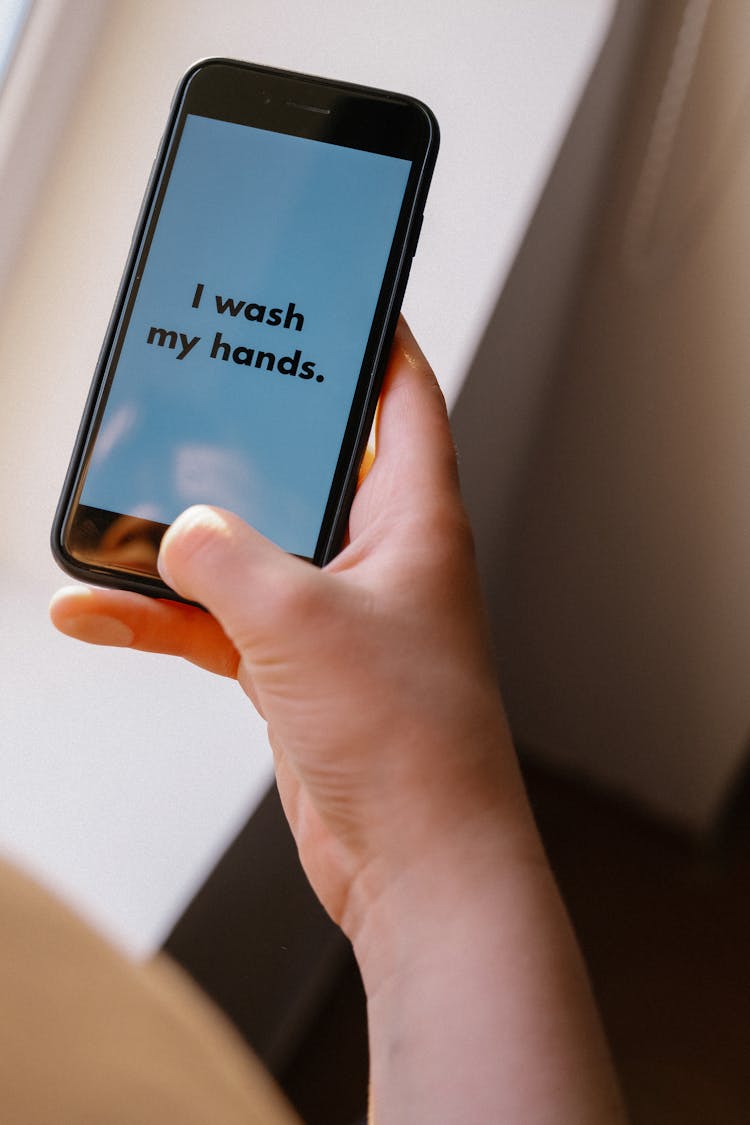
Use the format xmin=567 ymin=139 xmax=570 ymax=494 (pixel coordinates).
xmin=0 ymin=857 xmax=299 ymax=1124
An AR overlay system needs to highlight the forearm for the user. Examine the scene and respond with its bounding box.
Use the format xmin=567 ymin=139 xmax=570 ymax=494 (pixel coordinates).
xmin=348 ymin=803 xmax=627 ymax=1125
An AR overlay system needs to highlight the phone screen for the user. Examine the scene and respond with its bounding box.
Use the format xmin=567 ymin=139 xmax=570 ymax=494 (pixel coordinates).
xmin=79 ymin=112 xmax=411 ymax=558
xmin=54 ymin=60 xmax=438 ymax=595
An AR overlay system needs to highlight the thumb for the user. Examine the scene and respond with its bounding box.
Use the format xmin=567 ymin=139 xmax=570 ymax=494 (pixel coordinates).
xmin=158 ymin=505 xmax=327 ymax=658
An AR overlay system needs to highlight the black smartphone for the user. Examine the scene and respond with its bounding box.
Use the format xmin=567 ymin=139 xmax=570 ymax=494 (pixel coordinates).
xmin=52 ymin=58 xmax=438 ymax=599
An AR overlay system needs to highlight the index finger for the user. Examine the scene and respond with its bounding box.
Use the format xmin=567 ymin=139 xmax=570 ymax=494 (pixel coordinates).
xmin=379 ymin=319 xmax=458 ymax=484
xmin=347 ymin=319 xmax=461 ymax=543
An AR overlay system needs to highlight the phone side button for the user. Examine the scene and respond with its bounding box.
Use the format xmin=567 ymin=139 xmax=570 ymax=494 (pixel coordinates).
xmin=410 ymin=212 xmax=424 ymax=256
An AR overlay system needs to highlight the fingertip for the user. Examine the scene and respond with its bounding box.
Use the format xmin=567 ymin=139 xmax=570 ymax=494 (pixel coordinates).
xmin=49 ymin=583 xmax=99 ymax=628
xmin=157 ymin=505 xmax=281 ymax=612
xmin=383 ymin=318 xmax=449 ymax=432
xmin=49 ymin=586 xmax=135 ymax=647
xmin=50 ymin=581 xmax=241 ymax=676
xmin=156 ymin=504 xmax=326 ymax=656
xmin=391 ymin=316 xmax=442 ymax=390
xmin=373 ymin=319 xmax=457 ymax=494
xmin=158 ymin=505 xmax=234 ymax=593
xmin=392 ymin=315 xmax=427 ymax=371
xmin=49 ymin=584 xmax=81 ymax=618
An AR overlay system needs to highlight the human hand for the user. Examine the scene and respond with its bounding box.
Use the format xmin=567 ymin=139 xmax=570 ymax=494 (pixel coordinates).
xmin=50 ymin=320 xmax=526 ymax=935
xmin=51 ymin=321 xmax=626 ymax=1122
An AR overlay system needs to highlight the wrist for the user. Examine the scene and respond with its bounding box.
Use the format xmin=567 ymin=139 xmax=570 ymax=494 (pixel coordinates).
xmin=337 ymin=699 xmax=536 ymax=953
xmin=345 ymin=807 xmax=626 ymax=1125
xmin=343 ymin=792 xmax=544 ymax=992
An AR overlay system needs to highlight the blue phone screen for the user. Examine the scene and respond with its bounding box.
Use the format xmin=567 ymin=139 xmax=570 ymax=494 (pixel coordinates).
xmin=80 ymin=113 xmax=411 ymax=556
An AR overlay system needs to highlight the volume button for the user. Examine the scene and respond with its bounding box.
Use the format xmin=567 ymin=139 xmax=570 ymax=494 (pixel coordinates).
xmin=127 ymin=158 xmax=159 ymax=257
xmin=411 ymin=212 xmax=424 ymax=256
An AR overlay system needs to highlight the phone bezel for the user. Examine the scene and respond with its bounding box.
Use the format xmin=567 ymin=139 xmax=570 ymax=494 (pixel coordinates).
xmin=52 ymin=58 xmax=439 ymax=599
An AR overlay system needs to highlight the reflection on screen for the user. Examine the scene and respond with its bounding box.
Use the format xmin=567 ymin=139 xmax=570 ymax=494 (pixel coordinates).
xmin=81 ymin=114 xmax=411 ymax=556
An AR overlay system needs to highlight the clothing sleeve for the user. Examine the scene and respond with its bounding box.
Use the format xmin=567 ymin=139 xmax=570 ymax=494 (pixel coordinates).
xmin=0 ymin=858 xmax=299 ymax=1125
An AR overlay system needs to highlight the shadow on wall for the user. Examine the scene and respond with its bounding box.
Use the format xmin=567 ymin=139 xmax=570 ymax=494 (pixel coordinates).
xmin=450 ymin=0 xmax=750 ymax=832
xmin=453 ymin=0 xmax=647 ymax=577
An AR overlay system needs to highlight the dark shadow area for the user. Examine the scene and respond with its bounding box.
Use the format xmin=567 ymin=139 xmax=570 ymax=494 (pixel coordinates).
xmin=163 ymin=758 xmax=750 ymax=1123
xmin=163 ymin=783 xmax=368 ymax=1124
xmin=523 ymin=754 xmax=750 ymax=1124
xmin=451 ymin=0 xmax=647 ymax=642
xmin=281 ymin=948 xmax=368 ymax=1125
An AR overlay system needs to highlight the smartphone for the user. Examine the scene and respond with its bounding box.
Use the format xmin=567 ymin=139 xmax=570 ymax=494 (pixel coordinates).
xmin=52 ymin=58 xmax=438 ymax=599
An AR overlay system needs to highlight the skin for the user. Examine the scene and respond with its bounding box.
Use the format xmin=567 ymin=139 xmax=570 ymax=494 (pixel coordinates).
xmin=51 ymin=321 xmax=628 ymax=1124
